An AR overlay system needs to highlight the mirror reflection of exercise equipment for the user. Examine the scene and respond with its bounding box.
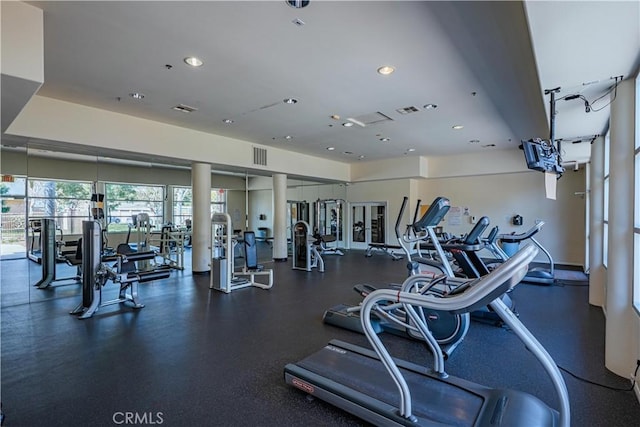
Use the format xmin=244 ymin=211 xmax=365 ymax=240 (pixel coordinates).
xmin=210 ymin=212 xmax=273 ymax=293
xmin=32 ymin=218 xmax=82 ymax=289
xmin=350 ymin=203 xmax=386 ymax=250
xmin=70 ymin=220 xmax=171 ymax=319
xmin=287 ymin=200 xmax=309 ymax=255
xmin=292 ymin=220 xmax=324 ymax=272
xmin=313 ymin=199 xmax=345 ymax=256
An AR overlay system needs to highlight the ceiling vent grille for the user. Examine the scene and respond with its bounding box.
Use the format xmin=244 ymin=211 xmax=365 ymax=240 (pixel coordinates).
xmin=396 ymin=106 xmax=419 ymax=115
xmin=172 ymin=104 xmax=198 ymax=113
xmin=253 ymin=147 xmax=267 ymax=166
xmin=349 ymin=112 xmax=394 ymax=127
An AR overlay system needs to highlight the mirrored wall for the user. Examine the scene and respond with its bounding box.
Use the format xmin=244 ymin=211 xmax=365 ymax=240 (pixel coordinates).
xmin=1 ymin=142 xmax=327 ymax=307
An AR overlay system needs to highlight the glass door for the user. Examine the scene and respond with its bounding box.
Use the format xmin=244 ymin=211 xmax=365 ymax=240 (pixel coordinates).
xmin=350 ymin=202 xmax=386 ymax=250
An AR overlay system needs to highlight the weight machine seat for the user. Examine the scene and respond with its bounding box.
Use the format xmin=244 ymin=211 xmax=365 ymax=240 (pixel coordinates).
xmin=322 ymin=234 xmax=337 ymax=243
xmin=64 ymin=238 xmax=83 ymax=266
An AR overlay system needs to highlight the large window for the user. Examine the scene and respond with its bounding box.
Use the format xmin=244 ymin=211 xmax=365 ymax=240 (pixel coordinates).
xmin=634 ymin=73 xmax=640 ymax=311
xmin=603 ymin=133 xmax=610 ymax=268
xmin=172 ymin=186 xmax=226 ymax=227
xmin=27 ymin=178 xmax=92 ymax=236
xmin=105 ymin=183 xmax=164 ymax=231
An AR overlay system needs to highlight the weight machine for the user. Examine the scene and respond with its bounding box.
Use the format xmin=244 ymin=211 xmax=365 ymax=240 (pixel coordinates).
xmin=70 ymin=220 xmax=171 ymax=319
xmin=210 ymin=213 xmax=273 ymax=293
xmin=292 ymin=220 xmax=324 ymax=272
xmin=33 ymin=218 xmax=82 ymax=289
xmin=313 ymin=198 xmax=345 ymax=255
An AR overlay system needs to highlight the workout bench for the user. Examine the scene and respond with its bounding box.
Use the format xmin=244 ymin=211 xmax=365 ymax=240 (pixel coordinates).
xmin=365 ymin=243 xmax=402 ymax=261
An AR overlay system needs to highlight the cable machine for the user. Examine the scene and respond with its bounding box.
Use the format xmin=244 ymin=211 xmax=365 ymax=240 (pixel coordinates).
xmin=313 ymin=198 xmax=345 ymax=255
xmin=292 ymin=220 xmax=324 ymax=272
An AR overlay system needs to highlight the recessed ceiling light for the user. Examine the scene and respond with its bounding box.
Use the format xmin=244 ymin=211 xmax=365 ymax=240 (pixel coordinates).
xmin=342 ymin=122 xmax=354 ymax=127
xmin=377 ymin=65 xmax=395 ymax=75
xmin=452 ymin=125 xmax=464 ymax=130
xmin=469 ymin=139 xmax=480 ymax=144
xmin=284 ymin=135 xmax=293 ymax=140
xmin=379 ymin=137 xmax=390 ymax=142
xmin=223 ymin=119 xmax=234 ymax=124
xmin=330 ymin=114 xmax=340 ymax=120
xmin=129 ymin=92 xmax=144 ymax=100
xmin=482 ymin=144 xmax=496 ymax=148
xmin=407 ymin=148 xmax=416 ymax=152
xmin=424 ymin=104 xmax=438 ymax=110
xmin=358 ymin=155 xmax=366 ymax=159
xmin=283 ymin=98 xmax=298 ymax=104
xmin=343 ymin=151 xmax=353 ymax=155
xmin=184 ymin=56 xmax=203 ymax=67
xmin=327 ymin=147 xmax=335 ymax=151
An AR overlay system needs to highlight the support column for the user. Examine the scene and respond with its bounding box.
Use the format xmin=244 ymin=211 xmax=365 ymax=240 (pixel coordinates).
xmin=605 ymin=78 xmax=636 ymax=376
xmin=272 ymin=173 xmax=287 ymax=261
xmin=192 ymin=162 xmax=211 ymax=273
xmin=588 ymin=136 xmax=605 ymax=307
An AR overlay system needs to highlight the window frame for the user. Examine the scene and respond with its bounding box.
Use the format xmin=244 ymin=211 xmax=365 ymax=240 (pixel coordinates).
xmin=633 ymin=72 xmax=640 ymax=314
xmin=104 ymin=182 xmax=165 ymax=231
xmin=27 ymin=178 xmax=93 ymax=237
xmin=603 ymin=132 xmax=610 ymax=269
xmin=171 ymin=186 xmax=227 ymax=228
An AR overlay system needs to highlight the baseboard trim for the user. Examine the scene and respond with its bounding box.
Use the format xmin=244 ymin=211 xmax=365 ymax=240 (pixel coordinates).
xmin=192 ymin=270 xmax=210 ymax=275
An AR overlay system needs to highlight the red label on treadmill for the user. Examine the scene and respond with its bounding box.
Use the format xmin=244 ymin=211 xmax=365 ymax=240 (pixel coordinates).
xmin=292 ymin=378 xmax=315 ymax=394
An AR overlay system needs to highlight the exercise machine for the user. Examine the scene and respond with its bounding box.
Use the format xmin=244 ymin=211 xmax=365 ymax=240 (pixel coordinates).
xmin=70 ymin=220 xmax=171 ymax=319
xmin=498 ymin=221 xmax=555 ymax=285
xmin=313 ymin=198 xmax=345 ymax=255
xmin=364 ymin=242 xmax=403 ymax=260
xmin=285 ymin=244 xmax=570 ymax=426
xmin=287 ymin=200 xmax=309 ymax=255
xmin=210 ymin=213 xmax=273 ymax=293
xmin=151 ymin=224 xmax=188 ymax=270
xmin=33 ymin=218 xmax=82 ymax=289
xmin=324 ymin=197 xmax=469 ymax=358
xmin=292 ymin=220 xmax=324 ymax=272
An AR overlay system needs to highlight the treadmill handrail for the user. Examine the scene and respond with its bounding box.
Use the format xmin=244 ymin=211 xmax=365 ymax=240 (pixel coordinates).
xmin=359 ymin=244 xmax=569 ymax=426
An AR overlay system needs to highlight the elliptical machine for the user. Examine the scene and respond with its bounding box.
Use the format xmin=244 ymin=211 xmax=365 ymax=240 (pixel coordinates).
xmin=323 ymin=196 xmax=470 ymax=358
xmin=498 ymin=221 xmax=555 ymax=285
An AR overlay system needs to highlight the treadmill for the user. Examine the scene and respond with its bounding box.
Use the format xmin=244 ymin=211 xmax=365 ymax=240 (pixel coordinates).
xmin=284 ymin=244 xmax=570 ymax=426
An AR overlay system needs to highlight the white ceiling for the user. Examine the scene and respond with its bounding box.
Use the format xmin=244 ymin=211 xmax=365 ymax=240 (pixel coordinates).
xmin=7 ymin=1 xmax=640 ymax=168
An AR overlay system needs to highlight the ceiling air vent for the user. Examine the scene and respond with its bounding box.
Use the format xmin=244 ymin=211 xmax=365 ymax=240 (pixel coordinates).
xmin=347 ymin=112 xmax=394 ymax=127
xmin=396 ymin=106 xmax=419 ymax=115
xmin=172 ymin=104 xmax=198 ymax=113
xmin=253 ymin=147 xmax=267 ymax=166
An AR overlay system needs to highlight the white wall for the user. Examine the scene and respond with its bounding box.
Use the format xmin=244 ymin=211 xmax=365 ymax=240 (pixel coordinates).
xmin=1 ymin=1 xmax=43 ymax=82
xmin=418 ymin=170 xmax=587 ymax=265
xmin=249 ymin=189 xmax=272 ymax=235
xmin=8 ymin=96 xmax=351 ymax=183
